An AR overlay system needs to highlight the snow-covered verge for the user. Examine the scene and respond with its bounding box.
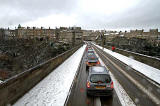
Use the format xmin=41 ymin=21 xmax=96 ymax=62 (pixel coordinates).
xmin=117 ymin=48 xmax=160 ymax=60
xmin=110 ymin=73 xmax=136 ymax=106
xmin=94 ymin=50 xmax=136 ymax=106
xmin=94 ymin=44 xmax=160 ymax=85
xmin=14 ymin=45 xmax=86 ymax=106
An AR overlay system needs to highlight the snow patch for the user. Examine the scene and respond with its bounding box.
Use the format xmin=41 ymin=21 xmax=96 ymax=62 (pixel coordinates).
xmin=94 ymin=44 xmax=160 ymax=85
xmin=14 ymin=45 xmax=86 ymax=106
xmin=117 ymin=48 xmax=160 ymax=60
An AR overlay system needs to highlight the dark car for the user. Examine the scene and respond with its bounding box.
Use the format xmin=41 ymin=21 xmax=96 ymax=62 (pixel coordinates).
xmin=86 ymin=55 xmax=100 ymax=69
xmin=87 ymin=49 xmax=94 ymax=54
xmin=86 ymin=49 xmax=95 ymax=56
xmin=86 ymin=66 xmax=113 ymax=96
xmin=86 ymin=47 xmax=94 ymax=56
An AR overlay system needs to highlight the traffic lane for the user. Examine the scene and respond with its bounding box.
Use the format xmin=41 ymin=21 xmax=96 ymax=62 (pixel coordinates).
xmin=85 ymin=50 xmax=121 ymax=106
xmin=94 ymin=46 xmax=157 ymax=106
xmin=85 ymin=51 xmax=121 ymax=106
xmin=92 ymin=47 xmax=122 ymax=106
xmin=94 ymin=46 xmax=155 ymax=106
xmin=66 ymin=53 xmax=94 ymax=106
xmin=100 ymin=90 xmax=121 ymax=106
xmin=95 ymin=46 xmax=160 ymax=103
xmin=66 ymin=51 xmax=121 ymax=106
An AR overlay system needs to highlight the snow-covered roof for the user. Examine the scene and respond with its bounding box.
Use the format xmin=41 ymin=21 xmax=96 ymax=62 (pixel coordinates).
xmin=120 ymin=35 xmax=124 ymax=37
xmin=110 ymin=32 xmax=119 ymax=35
xmin=104 ymin=33 xmax=110 ymax=36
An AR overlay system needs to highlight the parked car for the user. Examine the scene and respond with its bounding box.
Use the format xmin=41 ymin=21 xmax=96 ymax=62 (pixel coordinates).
xmin=86 ymin=55 xmax=100 ymax=69
xmin=86 ymin=66 xmax=113 ymax=96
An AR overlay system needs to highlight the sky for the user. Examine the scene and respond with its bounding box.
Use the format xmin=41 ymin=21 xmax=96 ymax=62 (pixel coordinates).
xmin=0 ymin=0 xmax=160 ymax=31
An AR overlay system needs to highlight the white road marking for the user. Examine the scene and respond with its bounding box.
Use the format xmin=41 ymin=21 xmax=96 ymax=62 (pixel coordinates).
xmin=94 ymin=97 xmax=101 ymax=106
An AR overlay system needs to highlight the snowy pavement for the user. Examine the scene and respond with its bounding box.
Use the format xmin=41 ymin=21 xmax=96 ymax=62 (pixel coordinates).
xmin=117 ymin=48 xmax=160 ymax=60
xmin=14 ymin=45 xmax=86 ymax=106
xmin=94 ymin=44 xmax=160 ymax=85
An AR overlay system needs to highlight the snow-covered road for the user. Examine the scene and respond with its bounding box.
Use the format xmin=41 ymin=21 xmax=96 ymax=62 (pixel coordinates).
xmin=94 ymin=44 xmax=160 ymax=85
xmin=14 ymin=45 xmax=86 ymax=106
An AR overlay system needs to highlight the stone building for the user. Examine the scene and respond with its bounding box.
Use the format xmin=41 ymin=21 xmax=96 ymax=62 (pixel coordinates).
xmin=72 ymin=27 xmax=83 ymax=45
xmin=59 ymin=30 xmax=73 ymax=42
xmin=105 ymin=32 xmax=120 ymax=42
xmin=83 ymin=30 xmax=105 ymax=41
xmin=82 ymin=30 xmax=95 ymax=41
xmin=15 ymin=25 xmax=56 ymax=39
xmin=147 ymin=29 xmax=160 ymax=46
xmin=104 ymin=29 xmax=160 ymax=46
xmin=126 ymin=29 xmax=160 ymax=46
xmin=124 ymin=29 xmax=143 ymax=38
xmin=0 ymin=28 xmax=13 ymax=40
xmin=57 ymin=27 xmax=83 ymax=45
xmin=0 ymin=28 xmax=5 ymax=39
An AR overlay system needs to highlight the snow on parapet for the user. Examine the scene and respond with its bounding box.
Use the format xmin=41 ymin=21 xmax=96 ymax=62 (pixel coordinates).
xmin=14 ymin=45 xmax=86 ymax=106
xmin=94 ymin=50 xmax=136 ymax=106
xmin=94 ymin=44 xmax=160 ymax=85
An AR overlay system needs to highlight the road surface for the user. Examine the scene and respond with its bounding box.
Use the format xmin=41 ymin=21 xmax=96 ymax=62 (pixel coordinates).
xmin=93 ymin=45 xmax=160 ymax=106
xmin=65 ymin=48 xmax=121 ymax=106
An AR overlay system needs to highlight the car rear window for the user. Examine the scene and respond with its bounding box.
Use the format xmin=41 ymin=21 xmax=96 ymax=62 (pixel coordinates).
xmin=90 ymin=74 xmax=111 ymax=83
xmin=88 ymin=51 xmax=94 ymax=53
xmin=88 ymin=57 xmax=98 ymax=60
xmin=88 ymin=53 xmax=94 ymax=55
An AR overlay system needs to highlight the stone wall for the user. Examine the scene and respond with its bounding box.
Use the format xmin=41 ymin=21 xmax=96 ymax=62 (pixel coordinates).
xmin=105 ymin=46 xmax=160 ymax=69
xmin=0 ymin=44 xmax=83 ymax=106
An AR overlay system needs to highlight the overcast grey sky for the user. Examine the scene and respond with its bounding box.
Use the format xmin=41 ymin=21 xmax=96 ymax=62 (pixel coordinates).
xmin=0 ymin=0 xmax=160 ymax=30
